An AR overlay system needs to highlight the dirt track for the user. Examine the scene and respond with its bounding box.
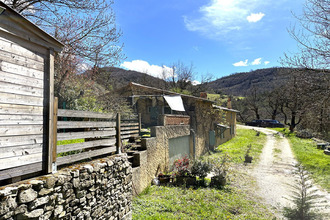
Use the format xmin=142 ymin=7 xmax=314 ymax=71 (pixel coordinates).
xmin=237 ymin=125 xmax=330 ymax=219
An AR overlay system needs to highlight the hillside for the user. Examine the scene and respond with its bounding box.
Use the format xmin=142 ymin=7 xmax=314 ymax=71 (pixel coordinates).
xmin=95 ymin=67 xmax=168 ymax=90
xmin=206 ymin=67 xmax=291 ymax=96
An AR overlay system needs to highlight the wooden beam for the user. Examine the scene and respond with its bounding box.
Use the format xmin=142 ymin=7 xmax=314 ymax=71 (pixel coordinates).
xmin=116 ymin=113 xmax=121 ymax=154
xmin=47 ymin=49 xmax=55 ymax=173
xmin=57 ymin=138 xmax=116 ymax=153
xmin=52 ymin=97 xmax=58 ymax=166
xmin=57 ymin=130 xmax=116 ymax=141
xmin=58 ymin=109 xmax=115 ymax=119
xmin=57 ymin=121 xmax=116 ymax=129
xmin=57 ymin=146 xmax=116 ymax=166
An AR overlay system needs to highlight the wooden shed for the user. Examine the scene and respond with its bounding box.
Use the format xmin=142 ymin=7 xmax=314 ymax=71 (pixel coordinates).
xmin=0 ymin=2 xmax=63 ymax=183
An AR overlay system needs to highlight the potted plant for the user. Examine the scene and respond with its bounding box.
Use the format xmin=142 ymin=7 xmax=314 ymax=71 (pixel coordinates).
xmin=191 ymin=159 xmax=212 ymax=186
xmin=158 ymin=172 xmax=173 ymax=184
xmin=173 ymin=156 xmax=196 ymax=186
xmin=210 ymin=154 xmax=230 ymax=188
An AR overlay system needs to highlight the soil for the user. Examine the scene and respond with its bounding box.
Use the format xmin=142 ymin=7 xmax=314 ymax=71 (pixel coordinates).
xmin=237 ymin=125 xmax=330 ymax=219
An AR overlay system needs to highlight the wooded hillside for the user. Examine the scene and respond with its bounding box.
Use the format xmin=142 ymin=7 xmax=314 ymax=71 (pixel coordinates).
xmin=206 ymin=67 xmax=291 ymax=96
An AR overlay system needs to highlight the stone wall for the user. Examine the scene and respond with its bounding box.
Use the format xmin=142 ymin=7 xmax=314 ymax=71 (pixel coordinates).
xmin=132 ymin=125 xmax=191 ymax=194
xmin=0 ymin=155 xmax=132 ymax=220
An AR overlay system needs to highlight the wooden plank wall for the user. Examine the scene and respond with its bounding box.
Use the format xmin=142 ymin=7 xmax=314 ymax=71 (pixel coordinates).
xmin=56 ymin=109 xmax=117 ymax=166
xmin=0 ymin=35 xmax=46 ymax=181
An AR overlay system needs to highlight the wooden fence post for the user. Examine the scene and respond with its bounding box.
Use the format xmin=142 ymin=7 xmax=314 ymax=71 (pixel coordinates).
xmin=52 ymin=97 xmax=58 ymax=173
xmin=138 ymin=113 xmax=142 ymax=134
xmin=116 ymin=113 xmax=121 ymax=154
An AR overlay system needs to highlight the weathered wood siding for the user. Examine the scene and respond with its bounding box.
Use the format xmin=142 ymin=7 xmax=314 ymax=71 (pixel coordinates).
xmin=0 ymin=30 xmax=46 ymax=178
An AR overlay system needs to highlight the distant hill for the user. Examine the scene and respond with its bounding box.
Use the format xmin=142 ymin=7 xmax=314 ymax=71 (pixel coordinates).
xmin=206 ymin=67 xmax=292 ymax=96
xmin=95 ymin=67 xmax=168 ymax=90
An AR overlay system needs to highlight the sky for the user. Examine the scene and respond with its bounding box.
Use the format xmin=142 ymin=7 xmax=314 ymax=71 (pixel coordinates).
xmin=113 ymin=0 xmax=305 ymax=83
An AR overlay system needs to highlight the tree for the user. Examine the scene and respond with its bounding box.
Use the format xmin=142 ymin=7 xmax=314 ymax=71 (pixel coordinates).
xmin=5 ymin=0 xmax=124 ymax=108
xmin=168 ymin=61 xmax=195 ymax=94
xmin=282 ymin=0 xmax=329 ymax=69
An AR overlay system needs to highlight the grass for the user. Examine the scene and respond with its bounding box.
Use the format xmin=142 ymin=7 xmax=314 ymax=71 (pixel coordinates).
xmin=207 ymin=129 xmax=267 ymax=164
xmin=133 ymin=128 xmax=275 ymax=219
xmin=274 ymin=128 xmax=330 ymax=191
xmin=133 ymin=185 xmax=275 ymax=220
xmin=57 ymin=139 xmax=84 ymax=157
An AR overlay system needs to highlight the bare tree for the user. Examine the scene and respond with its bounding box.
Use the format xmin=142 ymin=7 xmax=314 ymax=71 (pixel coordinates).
xmin=169 ymin=61 xmax=195 ymax=93
xmin=4 ymin=0 xmax=124 ymax=108
xmin=282 ymin=0 xmax=329 ymax=69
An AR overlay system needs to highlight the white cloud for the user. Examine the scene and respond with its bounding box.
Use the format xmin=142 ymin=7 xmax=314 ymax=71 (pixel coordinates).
xmin=233 ymin=58 xmax=269 ymax=67
xmin=252 ymin=58 xmax=262 ymax=65
xmin=191 ymin=80 xmax=201 ymax=85
xmin=120 ymin=60 xmax=173 ymax=79
xmin=247 ymin=12 xmax=265 ymax=22
xmin=233 ymin=60 xmax=249 ymax=67
xmin=183 ymin=0 xmax=266 ymax=38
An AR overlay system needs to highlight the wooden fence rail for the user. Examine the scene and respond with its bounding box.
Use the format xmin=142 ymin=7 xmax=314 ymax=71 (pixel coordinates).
xmin=52 ymin=102 xmax=142 ymax=169
xmin=0 ymin=98 xmax=142 ymax=183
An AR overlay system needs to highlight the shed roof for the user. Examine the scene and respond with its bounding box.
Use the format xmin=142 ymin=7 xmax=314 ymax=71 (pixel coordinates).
xmin=0 ymin=2 xmax=64 ymax=51
xmin=119 ymin=82 xmax=214 ymax=103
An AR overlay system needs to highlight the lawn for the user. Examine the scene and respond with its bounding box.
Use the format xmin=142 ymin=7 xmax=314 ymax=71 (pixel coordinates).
xmin=132 ymin=128 xmax=274 ymax=219
xmin=207 ymin=128 xmax=267 ymax=164
xmin=273 ymin=128 xmax=330 ymax=191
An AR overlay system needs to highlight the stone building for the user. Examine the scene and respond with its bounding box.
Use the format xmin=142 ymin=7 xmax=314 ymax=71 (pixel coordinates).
xmin=117 ymin=82 xmax=238 ymax=159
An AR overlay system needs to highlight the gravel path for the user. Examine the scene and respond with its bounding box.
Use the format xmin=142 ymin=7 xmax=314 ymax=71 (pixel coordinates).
xmin=237 ymin=125 xmax=330 ymax=218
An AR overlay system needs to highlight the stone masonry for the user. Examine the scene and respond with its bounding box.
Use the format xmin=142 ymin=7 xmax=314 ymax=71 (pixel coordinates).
xmin=0 ymin=155 xmax=132 ymax=220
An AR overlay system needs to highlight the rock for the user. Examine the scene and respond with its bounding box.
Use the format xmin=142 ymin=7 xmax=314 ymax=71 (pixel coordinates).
xmin=29 ymin=196 xmax=49 ymax=210
xmin=23 ymin=209 xmax=44 ymax=218
xmin=29 ymin=180 xmax=43 ymax=190
xmin=0 ymin=201 xmax=10 ymax=216
xmin=0 ymin=187 xmax=18 ymax=197
xmin=71 ymin=170 xmax=79 ymax=178
xmin=84 ymin=165 xmax=94 ymax=174
xmin=38 ymin=188 xmax=53 ymax=196
xmin=45 ymin=176 xmax=57 ymax=189
xmin=14 ymin=204 xmax=27 ymax=215
xmin=54 ymin=205 xmax=63 ymax=216
xmin=18 ymin=188 xmax=37 ymax=204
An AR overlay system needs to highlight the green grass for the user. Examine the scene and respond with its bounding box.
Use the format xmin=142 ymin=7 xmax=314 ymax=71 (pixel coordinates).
xmin=57 ymin=139 xmax=84 ymax=157
xmin=133 ymin=128 xmax=274 ymax=219
xmin=274 ymin=128 xmax=330 ymax=191
xmin=208 ymin=129 xmax=267 ymax=164
xmin=133 ymin=185 xmax=275 ymax=220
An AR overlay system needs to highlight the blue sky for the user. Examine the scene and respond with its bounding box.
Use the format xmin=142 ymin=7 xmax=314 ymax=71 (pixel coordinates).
xmin=113 ymin=0 xmax=304 ymax=82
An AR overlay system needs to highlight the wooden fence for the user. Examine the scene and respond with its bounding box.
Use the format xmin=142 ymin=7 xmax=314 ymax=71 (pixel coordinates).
xmin=0 ymin=98 xmax=141 ymax=183
xmin=52 ymin=99 xmax=142 ymax=168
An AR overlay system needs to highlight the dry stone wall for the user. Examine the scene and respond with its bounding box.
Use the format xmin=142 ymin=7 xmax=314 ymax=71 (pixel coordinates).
xmin=0 ymin=155 xmax=132 ymax=220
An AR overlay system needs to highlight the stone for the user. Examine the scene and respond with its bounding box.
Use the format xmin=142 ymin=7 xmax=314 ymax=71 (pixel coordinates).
xmin=56 ymin=175 xmax=67 ymax=186
xmin=72 ymin=178 xmax=80 ymax=188
xmin=18 ymin=188 xmax=37 ymax=204
xmin=71 ymin=170 xmax=79 ymax=178
xmin=17 ymin=184 xmax=31 ymax=191
xmin=83 ymin=165 xmax=94 ymax=174
xmin=29 ymin=196 xmax=49 ymax=210
xmin=40 ymin=210 xmax=52 ymax=220
xmin=23 ymin=209 xmax=44 ymax=218
xmin=0 ymin=187 xmax=18 ymax=197
xmin=38 ymin=188 xmax=53 ymax=196
xmin=29 ymin=180 xmax=43 ymax=191
xmin=58 ymin=211 xmax=66 ymax=218
xmin=54 ymin=205 xmax=63 ymax=216
xmin=45 ymin=176 xmax=57 ymax=189
xmin=0 ymin=201 xmax=10 ymax=216
xmin=14 ymin=204 xmax=27 ymax=215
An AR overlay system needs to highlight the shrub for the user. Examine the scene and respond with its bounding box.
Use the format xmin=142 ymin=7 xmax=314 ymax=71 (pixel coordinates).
xmin=191 ymin=159 xmax=212 ymax=180
xmin=173 ymin=155 xmax=191 ymax=176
